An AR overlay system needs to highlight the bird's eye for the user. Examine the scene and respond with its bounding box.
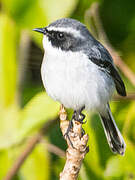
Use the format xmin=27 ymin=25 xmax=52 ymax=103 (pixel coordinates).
xmin=57 ymin=32 xmax=65 ymax=40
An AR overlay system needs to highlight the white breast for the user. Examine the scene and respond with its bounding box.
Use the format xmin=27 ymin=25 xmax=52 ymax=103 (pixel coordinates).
xmin=41 ymin=36 xmax=115 ymax=112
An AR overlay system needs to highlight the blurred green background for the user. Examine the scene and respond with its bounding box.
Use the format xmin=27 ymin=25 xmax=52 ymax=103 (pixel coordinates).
xmin=0 ymin=0 xmax=135 ymax=179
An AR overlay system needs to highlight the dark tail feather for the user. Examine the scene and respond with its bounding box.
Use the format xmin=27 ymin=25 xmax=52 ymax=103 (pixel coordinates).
xmin=99 ymin=104 xmax=126 ymax=155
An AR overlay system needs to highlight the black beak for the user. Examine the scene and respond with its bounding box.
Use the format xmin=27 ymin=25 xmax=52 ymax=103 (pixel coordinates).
xmin=33 ymin=27 xmax=47 ymax=35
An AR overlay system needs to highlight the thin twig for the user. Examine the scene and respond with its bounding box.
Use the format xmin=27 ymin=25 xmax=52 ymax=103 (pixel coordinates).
xmin=113 ymin=93 xmax=135 ymax=101
xmin=41 ymin=139 xmax=66 ymax=158
xmin=85 ymin=2 xmax=135 ymax=87
xmin=59 ymin=105 xmax=89 ymax=180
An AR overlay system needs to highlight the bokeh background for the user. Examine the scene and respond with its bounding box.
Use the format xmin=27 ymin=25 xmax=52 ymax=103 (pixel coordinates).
xmin=0 ymin=0 xmax=135 ymax=179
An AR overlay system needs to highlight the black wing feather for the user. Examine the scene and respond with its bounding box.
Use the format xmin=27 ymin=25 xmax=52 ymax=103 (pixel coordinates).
xmin=88 ymin=44 xmax=126 ymax=96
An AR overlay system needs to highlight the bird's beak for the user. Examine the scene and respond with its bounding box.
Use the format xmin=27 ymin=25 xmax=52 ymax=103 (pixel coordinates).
xmin=33 ymin=27 xmax=47 ymax=35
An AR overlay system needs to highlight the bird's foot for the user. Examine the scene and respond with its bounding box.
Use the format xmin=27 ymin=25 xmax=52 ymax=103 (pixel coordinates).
xmin=64 ymin=119 xmax=74 ymax=148
xmin=64 ymin=108 xmax=86 ymax=147
xmin=75 ymin=112 xmax=86 ymax=124
xmin=74 ymin=107 xmax=86 ymax=124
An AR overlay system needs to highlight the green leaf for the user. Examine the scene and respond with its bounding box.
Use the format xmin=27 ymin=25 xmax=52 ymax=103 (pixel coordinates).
xmin=20 ymin=143 xmax=50 ymax=180
xmin=123 ymin=102 xmax=135 ymax=139
xmin=0 ymin=104 xmax=19 ymax=149
xmin=0 ymin=13 xmax=17 ymax=107
xmin=17 ymin=92 xmax=60 ymax=140
xmin=0 ymin=92 xmax=60 ymax=149
xmin=0 ymin=150 xmax=12 ymax=179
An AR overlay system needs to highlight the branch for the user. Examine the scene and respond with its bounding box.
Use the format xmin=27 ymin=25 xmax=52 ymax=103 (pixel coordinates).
xmin=113 ymin=93 xmax=135 ymax=101
xmin=85 ymin=2 xmax=135 ymax=87
xmin=41 ymin=139 xmax=66 ymax=158
xmin=59 ymin=105 xmax=89 ymax=180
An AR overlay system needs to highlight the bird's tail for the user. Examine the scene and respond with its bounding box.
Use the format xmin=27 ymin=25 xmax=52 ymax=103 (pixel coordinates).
xmin=99 ymin=104 xmax=126 ymax=155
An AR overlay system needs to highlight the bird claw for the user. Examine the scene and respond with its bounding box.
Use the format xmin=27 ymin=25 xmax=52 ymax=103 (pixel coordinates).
xmin=63 ymin=108 xmax=86 ymax=148
xmin=64 ymin=131 xmax=74 ymax=148
xmin=64 ymin=119 xmax=75 ymax=148
xmin=75 ymin=113 xmax=86 ymax=124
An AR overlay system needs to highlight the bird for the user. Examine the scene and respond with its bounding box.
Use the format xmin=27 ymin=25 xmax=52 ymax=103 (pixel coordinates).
xmin=33 ymin=18 xmax=126 ymax=155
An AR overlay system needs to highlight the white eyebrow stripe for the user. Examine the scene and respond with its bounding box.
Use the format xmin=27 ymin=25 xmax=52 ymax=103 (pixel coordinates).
xmin=47 ymin=26 xmax=83 ymax=38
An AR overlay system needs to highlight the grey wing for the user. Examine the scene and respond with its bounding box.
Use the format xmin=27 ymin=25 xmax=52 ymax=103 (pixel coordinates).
xmin=88 ymin=43 xmax=126 ymax=96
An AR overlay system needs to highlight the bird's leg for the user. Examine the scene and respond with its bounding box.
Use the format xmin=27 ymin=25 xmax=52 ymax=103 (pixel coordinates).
xmin=64 ymin=107 xmax=86 ymax=147
xmin=74 ymin=106 xmax=86 ymax=136
xmin=64 ymin=111 xmax=76 ymax=148
xmin=74 ymin=106 xmax=86 ymax=124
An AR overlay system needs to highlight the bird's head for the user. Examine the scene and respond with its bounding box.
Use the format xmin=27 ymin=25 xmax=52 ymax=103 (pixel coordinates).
xmin=33 ymin=18 xmax=93 ymax=53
